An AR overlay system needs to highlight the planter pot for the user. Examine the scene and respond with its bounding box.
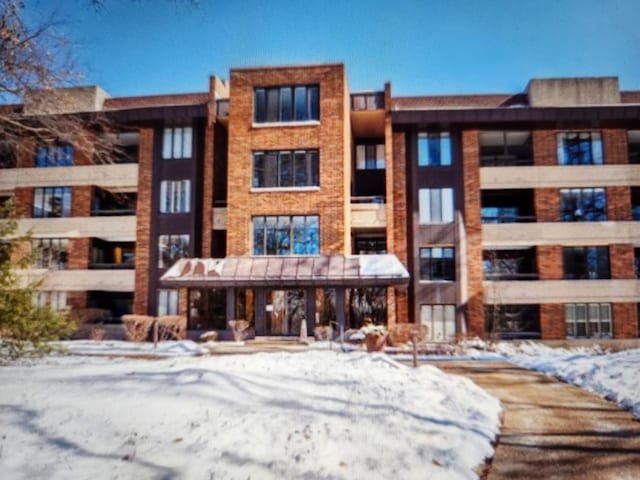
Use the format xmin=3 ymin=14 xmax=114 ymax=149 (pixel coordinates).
xmin=365 ymin=333 xmax=387 ymax=352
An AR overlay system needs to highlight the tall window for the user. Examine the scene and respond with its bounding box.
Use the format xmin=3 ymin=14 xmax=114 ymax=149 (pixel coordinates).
xmin=632 ymin=187 xmax=640 ymax=221
xmin=356 ymin=143 xmax=385 ymax=170
xmin=34 ymin=291 xmax=67 ymax=311
xmin=253 ymin=150 xmax=319 ymax=188
xmin=158 ymin=234 xmax=190 ymax=268
xmin=565 ymin=303 xmax=612 ymax=339
xmin=160 ymin=180 xmax=191 ymax=213
xmin=420 ymin=305 xmax=456 ymax=342
xmin=36 ymin=144 xmax=74 ymax=167
xmin=254 ymin=85 xmax=319 ymax=123
xmin=479 ymin=131 xmax=533 ymax=166
xmin=557 ymin=132 xmax=603 ymax=165
xmin=563 ymin=246 xmax=610 ymax=279
xmin=32 ymin=238 xmax=68 ymax=270
xmin=162 ymin=127 xmax=192 ymax=159
xmin=252 ymin=215 xmax=319 ymax=255
xmin=0 ymin=141 xmax=16 ymax=168
xmin=33 ymin=187 xmax=72 ymax=218
xmin=158 ymin=289 xmax=178 ymax=316
xmin=418 ymin=132 xmax=451 ymax=166
xmin=560 ymin=188 xmax=606 ymax=221
xmin=418 ymin=188 xmax=454 ymax=224
xmin=419 ymin=247 xmax=455 ymax=281
xmin=629 ymin=130 xmax=640 ymax=164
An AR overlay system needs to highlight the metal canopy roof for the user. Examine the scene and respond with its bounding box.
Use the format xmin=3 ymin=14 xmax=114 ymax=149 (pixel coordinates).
xmin=160 ymin=255 xmax=410 ymax=288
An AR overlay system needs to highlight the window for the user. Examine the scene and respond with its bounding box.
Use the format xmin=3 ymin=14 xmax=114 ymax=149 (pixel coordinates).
xmin=560 ymin=188 xmax=607 ymax=221
xmin=253 ymin=150 xmax=319 ymax=188
xmin=160 ymin=180 xmax=191 ymax=213
xmin=635 ymin=248 xmax=640 ymax=279
xmin=481 ymin=189 xmax=535 ymax=224
xmin=36 ymin=144 xmax=74 ymax=167
xmin=419 ymin=247 xmax=455 ymax=281
xmin=252 ymin=215 xmax=319 ymax=255
xmin=565 ymin=303 xmax=612 ymax=339
xmin=557 ymin=132 xmax=603 ymax=165
xmin=254 ymin=85 xmax=319 ymax=123
xmin=632 ymin=188 xmax=640 ymax=221
xmin=418 ymin=188 xmax=454 ymax=224
xmin=483 ymin=248 xmax=538 ymax=280
xmin=158 ymin=234 xmax=190 ymax=268
xmin=356 ymin=143 xmax=385 ymax=170
xmin=420 ymin=305 xmax=456 ymax=342
xmin=563 ymin=246 xmax=610 ymax=279
xmin=485 ymin=304 xmax=541 ymax=339
xmin=158 ymin=289 xmax=178 ymax=316
xmin=0 ymin=141 xmax=16 ymax=168
xmin=32 ymin=238 xmax=68 ymax=270
xmin=34 ymin=291 xmax=67 ymax=311
xmin=354 ymin=237 xmax=387 ymax=254
xmin=33 ymin=187 xmax=72 ymax=218
xmin=628 ymin=130 xmax=640 ymax=164
xmin=418 ymin=132 xmax=451 ymax=166
xmin=162 ymin=127 xmax=192 ymax=159
xmin=479 ymin=131 xmax=533 ymax=166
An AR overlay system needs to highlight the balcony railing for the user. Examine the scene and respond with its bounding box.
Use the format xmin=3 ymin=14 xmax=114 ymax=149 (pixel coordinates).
xmin=480 ymin=155 xmax=534 ymax=167
xmin=484 ymin=272 xmax=539 ymax=281
xmin=351 ymin=195 xmax=385 ymax=205
xmin=88 ymin=263 xmax=135 ymax=270
xmin=91 ymin=208 xmax=136 ymax=216
xmin=481 ymin=214 xmax=536 ymax=224
xmin=351 ymin=92 xmax=384 ymax=111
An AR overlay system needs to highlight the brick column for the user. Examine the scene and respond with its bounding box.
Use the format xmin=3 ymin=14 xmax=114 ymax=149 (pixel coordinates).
xmin=133 ymin=128 xmax=154 ymax=315
xmin=462 ymin=130 xmax=484 ymax=337
xmin=533 ymin=130 xmax=557 ymax=166
xmin=201 ymin=124 xmax=214 ymax=258
xmin=537 ymin=245 xmax=563 ymax=280
xmin=68 ymin=238 xmax=90 ymax=269
xmin=14 ymin=187 xmax=34 ymax=218
xmin=602 ymin=129 xmax=628 ymax=164
xmin=72 ymin=186 xmax=92 ymax=217
xmin=535 ymin=188 xmax=560 ymax=222
xmin=613 ymin=303 xmax=638 ymax=338
xmin=610 ymin=244 xmax=635 ymax=279
xmin=16 ymin=138 xmax=36 ymax=168
xmin=540 ymin=304 xmax=565 ymax=339
xmin=607 ymin=186 xmax=631 ymax=221
xmin=67 ymin=291 xmax=88 ymax=310
xmin=391 ymin=130 xmax=409 ymax=323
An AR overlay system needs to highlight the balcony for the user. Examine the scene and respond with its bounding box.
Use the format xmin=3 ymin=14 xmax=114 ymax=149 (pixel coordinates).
xmin=351 ymin=92 xmax=384 ymax=111
xmin=91 ymin=188 xmax=136 ymax=216
xmin=481 ymin=189 xmax=535 ymax=223
xmin=479 ymin=131 xmax=533 ymax=167
xmin=351 ymin=196 xmax=386 ymax=229
xmin=89 ymin=239 xmax=135 ymax=269
xmin=216 ymin=99 xmax=229 ymax=117
xmin=483 ymin=248 xmax=538 ymax=281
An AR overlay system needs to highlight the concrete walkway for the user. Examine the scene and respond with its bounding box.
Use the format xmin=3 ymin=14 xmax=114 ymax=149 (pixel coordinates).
xmin=430 ymin=361 xmax=640 ymax=480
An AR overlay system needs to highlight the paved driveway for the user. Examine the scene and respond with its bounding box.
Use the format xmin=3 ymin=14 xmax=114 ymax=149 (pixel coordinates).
xmin=430 ymin=361 xmax=640 ymax=480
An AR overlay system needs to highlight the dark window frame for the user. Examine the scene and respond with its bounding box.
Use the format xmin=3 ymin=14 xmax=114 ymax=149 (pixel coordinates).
xmin=33 ymin=187 xmax=72 ymax=218
xmin=32 ymin=238 xmax=68 ymax=270
xmin=355 ymin=142 xmax=385 ymax=170
xmin=560 ymin=187 xmax=607 ymax=221
xmin=419 ymin=247 xmax=456 ymax=281
xmin=158 ymin=234 xmax=190 ymax=268
xmin=557 ymin=132 xmax=603 ymax=165
xmin=35 ymin=143 xmax=74 ymax=167
xmin=565 ymin=303 xmax=612 ymax=339
xmin=252 ymin=215 xmax=319 ymax=256
xmin=418 ymin=132 xmax=452 ymax=167
xmin=254 ymin=85 xmax=319 ymax=123
xmin=252 ymin=149 xmax=319 ymax=188
xmin=479 ymin=130 xmax=533 ymax=167
xmin=563 ymin=246 xmax=610 ymax=280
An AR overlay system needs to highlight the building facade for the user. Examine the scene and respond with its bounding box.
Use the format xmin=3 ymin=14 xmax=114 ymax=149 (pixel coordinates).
xmin=2 ymin=65 xmax=639 ymax=341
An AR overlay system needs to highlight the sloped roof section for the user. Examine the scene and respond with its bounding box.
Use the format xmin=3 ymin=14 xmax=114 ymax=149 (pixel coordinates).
xmin=161 ymin=255 xmax=409 ymax=288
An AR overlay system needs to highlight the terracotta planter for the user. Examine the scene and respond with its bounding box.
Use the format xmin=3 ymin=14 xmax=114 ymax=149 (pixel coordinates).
xmin=365 ymin=332 xmax=387 ymax=352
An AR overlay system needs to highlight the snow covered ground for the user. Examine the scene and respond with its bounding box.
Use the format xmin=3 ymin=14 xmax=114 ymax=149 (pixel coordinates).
xmin=0 ymin=343 xmax=501 ymax=480
xmin=494 ymin=342 xmax=640 ymax=418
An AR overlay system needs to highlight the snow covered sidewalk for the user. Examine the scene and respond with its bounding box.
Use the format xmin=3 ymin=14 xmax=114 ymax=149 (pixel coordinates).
xmin=0 ymin=349 xmax=501 ymax=480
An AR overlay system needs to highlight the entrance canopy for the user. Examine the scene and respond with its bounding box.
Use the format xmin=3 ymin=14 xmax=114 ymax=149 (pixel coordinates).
xmin=160 ymin=254 xmax=409 ymax=289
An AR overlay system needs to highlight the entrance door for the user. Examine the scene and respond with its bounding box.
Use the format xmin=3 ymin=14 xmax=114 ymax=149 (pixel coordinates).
xmin=266 ymin=289 xmax=305 ymax=336
xmin=420 ymin=304 xmax=456 ymax=342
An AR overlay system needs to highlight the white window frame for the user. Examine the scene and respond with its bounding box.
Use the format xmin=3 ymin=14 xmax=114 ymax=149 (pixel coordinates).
xmin=418 ymin=188 xmax=454 ymax=224
xmin=162 ymin=127 xmax=193 ymax=159
xmin=420 ymin=304 xmax=456 ymax=342
xmin=160 ymin=180 xmax=191 ymax=213
xmin=565 ymin=303 xmax=612 ymax=339
xmin=34 ymin=291 xmax=67 ymax=311
xmin=158 ymin=289 xmax=178 ymax=316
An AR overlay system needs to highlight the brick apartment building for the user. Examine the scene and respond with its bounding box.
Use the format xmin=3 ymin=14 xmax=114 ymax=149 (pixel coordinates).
xmin=2 ymin=63 xmax=640 ymax=341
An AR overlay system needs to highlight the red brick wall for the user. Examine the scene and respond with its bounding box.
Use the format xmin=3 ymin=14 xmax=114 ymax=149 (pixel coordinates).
xmin=13 ymin=187 xmax=33 ymax=218
xmin=607 ymin=186 xmax=631 ymax=221
xmin=133 ymin=128 xmax=154 ymax=315
xmin=602 ymin=129 xmax=628 ymax=164
xmin=201 ymin=124 xmax=214 ymax=258
xmin=226 ymin=64 xmax=349 ymax=256
xmin=391 ymin=130 xmax=409 ymax=324
xmin=533 ymin=130 xmax=557 ymax=166
xmin=537 ymin=245 xmax=563 ymax=280
xmin=610 ymin=244 xmax=635 ymax=279
xmin=461 ymin=130 xmax=485 ymax=337
xmin=67 ymin=291 xmax=88 ymax=310
xmin=613 ymin=303 xmax=638 ymax=338
xmin=540 ymin=303 xmax=565 ymax=339
xmin=535 ymin=188 xmax=560 ymax=222
xmin=16 ymin=138 xmax=36 ymax=168
xmin=68 ymin=238 xmax=89 ymax=269
xmin=72 ymin=186 xmax=92 ymax=217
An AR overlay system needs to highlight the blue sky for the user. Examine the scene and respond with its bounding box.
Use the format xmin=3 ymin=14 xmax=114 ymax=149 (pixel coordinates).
xmin=26 ymin=0 xmax=640 ymax=97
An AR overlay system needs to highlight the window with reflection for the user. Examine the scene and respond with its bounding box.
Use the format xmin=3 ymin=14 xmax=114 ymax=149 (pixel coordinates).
xmin=418 ymin=188 xmax=454 ymax=224
xmin=563 ymin=246 xmax=610 ymax=279
xmin=33 ymin=187 xmax=72 ymax=218
xmin=254 ymin=85 xmax=319 ymax=123
xmin=565 ymin=303 xmax=612 ymax=339
xmin=252 ymin=215 xmax=319 ymax=255
xmin=32 ymin=238 xmax=68 ymax=270
xmin=557 ymin=132 xmax=603 ymax=165
xmin=253 ymin=150 xmax=318 ymax=188
xmin=419 ymin=247 xmax=455 ymax=281
xmin=479 ymin=131 xmax=532 ymax=166
xmin=162 ymin=127 xmax=192 ymax=159
xmin=418 ymin=132 xmax=451 ymax=166
xmin=560 ymin=188 xmax=606 ymax=221
xmin=160 ymin=180 xmax=191 ymax=213
xmin=158 ymin=234 xmax=190 ymax=268
xmin=36 ymin=144 xmax=74 ymax=167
